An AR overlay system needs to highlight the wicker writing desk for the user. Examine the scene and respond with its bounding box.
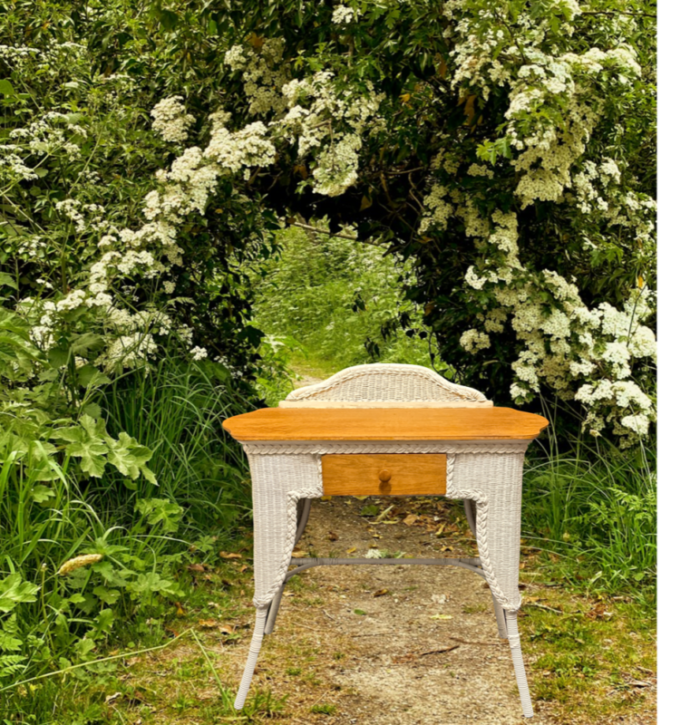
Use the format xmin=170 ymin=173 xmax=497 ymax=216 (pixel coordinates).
xmin=223 ymin=364 xmax=548 ymax=718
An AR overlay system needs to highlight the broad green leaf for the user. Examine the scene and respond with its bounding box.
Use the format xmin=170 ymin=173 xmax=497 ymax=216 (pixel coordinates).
xmin=47 ymin=347 xmax=70 ymax=369
xmin=75 ymin=637 xmax=96 ymax=659
xmin=107 ymin=432 xmax=156 ymax=484
xmin=70 ymin=333 xmax=104 ymax=356
xmin=0 ymin=573 xmax=40 ymax=613
xmin=0 ymin=273 xmax=17 ymax=290
xmin=30 ymin=485 xmax=55 ymax=503
xmin=135 ymin=498 xmax=183 ymax=532
xmin=77 ymin=365 xmax=111 ymax=388
xmin=59 ymin=415 xmax=110 ymax=477
xmin=92 ymin=586 xmax=120 ymax=605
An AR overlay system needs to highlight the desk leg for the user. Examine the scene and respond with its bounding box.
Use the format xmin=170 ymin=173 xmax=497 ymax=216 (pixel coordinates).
xmin=234 ymin=607 xmax=269 ymax=710
xmin=491 ymin=591 xmax=508 ymax=639
xmin=463 ymin=498 xmax=507 ymax=638
xmin=506 ymin=610 xmax=534 ymax=718
xmin=264 ymin=499 xmax=312 ymax=635
xmin=451 ymin=450 xmax=533 ymax=717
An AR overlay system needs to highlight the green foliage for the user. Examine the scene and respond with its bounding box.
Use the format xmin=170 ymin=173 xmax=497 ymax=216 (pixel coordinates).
xmin=523 ymin=437 xmax=656 ymax=589
xmin=0 ymin=352 xmax=251 ymax=703
xmin=253 ymin=227 xmax=439 ymax=385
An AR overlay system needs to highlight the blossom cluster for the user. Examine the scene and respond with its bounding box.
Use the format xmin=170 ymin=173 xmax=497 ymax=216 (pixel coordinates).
xmin=400 ymin=0 xmax=658 ymax=443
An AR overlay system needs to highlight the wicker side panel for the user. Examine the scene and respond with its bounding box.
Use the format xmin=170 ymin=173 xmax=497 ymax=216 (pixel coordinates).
xmin=248 ymin=453 xmax=323 ymax=609
xmin=449 ymin=452 xmax=526 ymax=610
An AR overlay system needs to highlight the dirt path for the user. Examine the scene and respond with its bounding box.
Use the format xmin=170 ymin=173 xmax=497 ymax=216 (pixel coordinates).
xmin=230 ymin=496 xmax=654 ymax=725
xmin=254 ymin=495 xmax=558 ymax=725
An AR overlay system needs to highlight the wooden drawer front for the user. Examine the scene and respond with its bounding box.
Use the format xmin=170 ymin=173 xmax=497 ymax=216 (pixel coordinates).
xmin=322 ymin=454 xmax=446 ymax=496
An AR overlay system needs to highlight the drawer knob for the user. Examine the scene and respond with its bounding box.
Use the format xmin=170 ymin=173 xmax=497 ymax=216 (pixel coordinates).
xmin=378 ymin=470 xmax=392 ymax=483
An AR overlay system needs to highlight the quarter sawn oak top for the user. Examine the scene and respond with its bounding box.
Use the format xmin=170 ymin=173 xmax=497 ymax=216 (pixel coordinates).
xmin=222 ymin=407 xmax=549 ymax=442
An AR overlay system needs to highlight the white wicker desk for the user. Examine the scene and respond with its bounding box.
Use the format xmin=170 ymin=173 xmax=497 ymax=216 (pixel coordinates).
xmin=223 ymin=364 xmax=548 ymax=719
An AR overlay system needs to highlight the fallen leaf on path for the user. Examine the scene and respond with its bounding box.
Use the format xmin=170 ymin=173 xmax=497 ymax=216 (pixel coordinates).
xmin=403 ymin=514 xmax=419 ymax=526
xmin=199 ymin=619 xmax=218 ymax=628
xmin=186 ymin=564 xmax=205 ymax=572
xmin=327 ymin=531 xmax=339 ymax=541
xmin=218 ymin=551 xmax=242 ymax=560
xmin=430 ymin=614 xmax=453 ymax=620
xmin=291 ymin=550 xmax=309 ymax=558
xmin=373 ymin=589 xmax=389 ymax=597
xmin=346 ymin=547 xmax=357 ymax=554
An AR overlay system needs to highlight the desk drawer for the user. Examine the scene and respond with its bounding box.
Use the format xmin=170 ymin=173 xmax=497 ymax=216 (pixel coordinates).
xmin=321 ymin=454 xmax=446 ymax=496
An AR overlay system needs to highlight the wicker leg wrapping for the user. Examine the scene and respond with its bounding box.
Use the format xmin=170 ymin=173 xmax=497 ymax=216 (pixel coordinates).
xmin=234 ymin=608 xmax=269 ymax=710
xmin=505 ymin=610 xmax=534 ymax=718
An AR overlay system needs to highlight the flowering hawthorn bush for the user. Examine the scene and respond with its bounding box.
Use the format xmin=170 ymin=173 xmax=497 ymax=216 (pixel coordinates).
xmin=3 ymin=0 xmax=656 ymax=460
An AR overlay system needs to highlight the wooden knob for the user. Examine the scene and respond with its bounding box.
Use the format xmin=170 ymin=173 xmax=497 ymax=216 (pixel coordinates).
xmin=378 ymin=470 xmax=392 ymax=483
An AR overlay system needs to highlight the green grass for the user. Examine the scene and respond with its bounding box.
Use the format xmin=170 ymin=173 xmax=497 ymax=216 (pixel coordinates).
xmin=96 ymin=355 xmax=254 ymax=532
xmin=522 ymin=436 xmax=656 ymax=593
xmin=0 ymin=354 xmax=256 ymax=723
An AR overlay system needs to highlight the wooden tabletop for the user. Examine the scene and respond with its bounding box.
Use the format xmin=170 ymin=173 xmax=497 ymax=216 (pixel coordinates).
xmin=223 ymin=407 xmax=549 ymax=442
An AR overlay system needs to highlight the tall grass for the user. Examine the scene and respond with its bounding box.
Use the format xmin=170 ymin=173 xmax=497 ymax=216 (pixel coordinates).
xmin=0 ymin=354 xmax=254 ymax=715
xmin=252 ymin=228 xmax=438 ymax=377
xmin=522 ymin=430 xmax=656 ymax=591
xmin=95 ymin=356 xmax=253 ymax=532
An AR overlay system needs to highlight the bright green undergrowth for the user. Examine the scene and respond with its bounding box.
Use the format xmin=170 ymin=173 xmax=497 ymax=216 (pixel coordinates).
xmin=0 ymin=355 xmax=253 ymax=717
xmin=252 ymin=227 xmax=440 ymax=404
xmin=521 ymin=432 xmax=656 ymax=594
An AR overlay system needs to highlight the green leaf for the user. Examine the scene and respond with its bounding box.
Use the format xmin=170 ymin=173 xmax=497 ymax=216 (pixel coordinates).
xmin=58 ymin=415 xmax=110 ymax=478
xmin=30 ymin=485 xmax=55 ymax=503
xmin=0 ymin=79 xmax=15 ymax=96
xmin=89 ymin=608 xmax=115 ymax=637
xmin=70 ymin=333 xmax=104 ymax=356
xmin=92 ymin=587 xmax=120 ymax=605
xmin=0 ymin=573 xmax=40 ymax=613
xmin=107 ymin=432 xmax=156 ymax=484
xmin=0 ymin=273 xmax=17 ymax=290
xmin=128 ymin=572 xmax=179 ymax=596
xmin=0 ymin=614 xmax=22 ymax=652
xmin=75 ymin=637 xmax=96 ymax=659
xmin=0 ymin=630 xmax=23 ymax=653
xmin=48 ymin=347 xmax=70 ymax=369
xmin=135 ymin=498 xmax=183 ymax=533
xmin=158 ymin=9 xmax=179 ymax=31
xmin=77 ymin=365 xmax=111 ymax=388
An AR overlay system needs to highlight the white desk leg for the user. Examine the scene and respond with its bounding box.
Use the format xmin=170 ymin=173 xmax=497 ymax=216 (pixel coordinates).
xmin=506 ymin=610 xmax=534 ymax=718
xmin=451 ymin=449 xmax=533 ymax=718
xmin=234 ymin=607 xmax=268 ymax=710
xmin=234 ymin=454 xmax=322 ymax=709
